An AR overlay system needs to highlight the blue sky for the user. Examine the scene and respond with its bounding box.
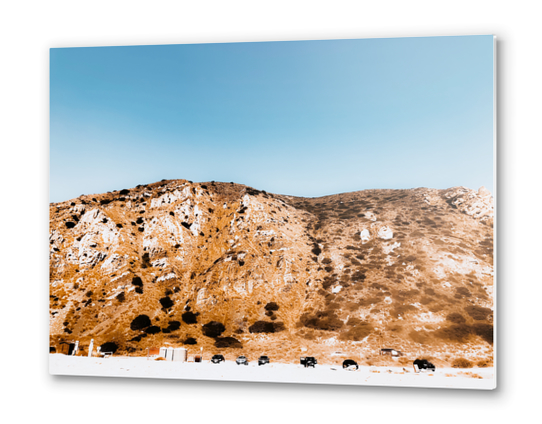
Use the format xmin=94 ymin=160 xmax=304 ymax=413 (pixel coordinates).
xmin=50 ymin=35 xmax=494 ymax=203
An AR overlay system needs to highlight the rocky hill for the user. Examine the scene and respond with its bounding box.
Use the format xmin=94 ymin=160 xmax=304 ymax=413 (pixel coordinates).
xmin=49 ymin=179 xmax=494 ymax=367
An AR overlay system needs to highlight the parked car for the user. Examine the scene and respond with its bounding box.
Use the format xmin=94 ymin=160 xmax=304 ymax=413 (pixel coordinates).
xmin=413 ymin=359 xmax=435 ymax=372
xmin=236 ymin=355 xmax=249 ymax=365
xmin=258 ymin=355 xmax=270 ymax=366
xmin=211 ymin=354 xmax=225 ymax=364
xmin=342 ymin=359 xmax=359 ymax=370
xmin=300 ymin=356 xmax=317 ymax=368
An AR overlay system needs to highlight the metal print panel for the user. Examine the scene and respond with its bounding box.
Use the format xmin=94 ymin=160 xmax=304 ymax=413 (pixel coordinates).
xmin=49 ymin=35 xmax=496 ymax=389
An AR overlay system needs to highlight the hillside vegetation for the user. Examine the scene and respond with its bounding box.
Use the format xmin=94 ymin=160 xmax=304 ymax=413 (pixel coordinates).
xmin=49 ymin=180 xmax=494 ymax=366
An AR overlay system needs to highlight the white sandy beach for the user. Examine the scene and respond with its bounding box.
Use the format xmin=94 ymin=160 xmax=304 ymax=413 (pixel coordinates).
xmin=49 ymin=354 xmax=495 ymax=390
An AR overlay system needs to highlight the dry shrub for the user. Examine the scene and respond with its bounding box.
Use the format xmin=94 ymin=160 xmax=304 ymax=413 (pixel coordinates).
xmin=264 ymin=302 xmax=280 ymax=311
xmin=452 ymin=358 xmax=473 ymax=368
xmin=299 ymin=310 xmax=344 ymax=331
xmin=145 ymin=326 xmax=161 ymax=334
xmin=182 ymin=311 xmax=198 ymax=324
xmin=100 ymin=342 xmax=118 ymax=354
xmin=446 ymin=312 xmax=466 ymax=324
xmin=339 ymin=322 xmax=373 ymax=341
xmin=214 ymin=337 xmax=243 ymax=348
xmin=249 ymin=321 xmax=285 ymax=333
xmin=410 ymin=330 xmax=430 ymax=344
xmin=472 ymin=323 xmax=493 ymax=344
xmin=202 ymin=321 xmax=225 ymax=338
xmin=476 ymin=358 xmax=494 ymax=368
xmin=390 ymin=304 xmax=417 ymax=318
xmin=464 ymin=305 xmax=492 ymax=321
xmin=435 ymin=324 xmax=473 ymax=343
xmin=130 ymin=315 xmax=151 ymax=331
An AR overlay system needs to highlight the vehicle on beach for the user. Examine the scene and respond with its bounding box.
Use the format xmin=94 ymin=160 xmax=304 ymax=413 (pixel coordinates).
xmin=211 ymin=354 xmax=225 ymax=364
xmin=413 ymin=359 xmax=435 ymax=372
xmin=300 ymin=356 xmax=317 ymax=368
xmin=258 ymin=355 xmax=270 ymax=366
xmin=236 ymin=355 xmax=249 ymax=365
xmin=342 ymin=359 xmax=359 ymax=370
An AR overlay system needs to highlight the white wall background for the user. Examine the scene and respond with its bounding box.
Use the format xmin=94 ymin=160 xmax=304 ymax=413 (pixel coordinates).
xmin=1 ymin=1 xmax=540 ymax=422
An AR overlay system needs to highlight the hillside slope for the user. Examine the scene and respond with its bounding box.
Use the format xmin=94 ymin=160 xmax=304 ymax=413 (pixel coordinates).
xmin=49 ymin=180 xmax=494 ymax=366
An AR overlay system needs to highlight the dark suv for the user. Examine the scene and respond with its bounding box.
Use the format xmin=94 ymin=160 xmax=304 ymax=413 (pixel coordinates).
xmin=413 ymin=359 xmax=435 ymax=372
xmin=258 ymin=355 xmax=270 ymax=366
xmin=300 ymin=356 xmax=317 ymax=368
xmin=236 ymin=355 xmax=249 ymax=365
xmin=342 ymin=359 xmax=359 ymax=370
xmin=211 ymin=354 xmax=225 ymax=364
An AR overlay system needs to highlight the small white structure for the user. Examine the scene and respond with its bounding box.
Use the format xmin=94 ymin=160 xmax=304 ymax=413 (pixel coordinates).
xmin=88 ymin=339 xmax=94 ymax=357
xmin=160 ymin=347 xmax=187 ymax=362
xmin=173 ymin=348 xmax=187 ymax=362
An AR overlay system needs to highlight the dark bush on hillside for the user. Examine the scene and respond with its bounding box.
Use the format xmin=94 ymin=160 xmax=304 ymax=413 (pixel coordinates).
xmin=265 ymin=302 xmax=279 ymax=311
xmin=390 ymin=304 xmax=417 ymax=318
xmin=65 ymin=222 xmax=76 ymax=229
xmin=119 ymin=189 xmax=130 ymax=195
xmin=322 ymin=276 xmax=335 ymax=290
xmin=132 ymin=276 xmax=143 ymax=287
xmin=215 ymin=337 xmax=243 ymax=348
xmin=425 ymin=287 xmax=436 ymax=296
xmin=420 ymin=296 xmax=433 ymax=305
xmin=116 ymin=292 xmax=125 ymax=302
xmin=100 ymin=342 xmax=118 ymax=354
xmin=311 ymin=243 xmax=322 ymax=256
xmin=181 ymin=222 xmax=191 ymax=229
xmin=446 ymin=313 xmax=466 ymax=324
xmin=464 ymin=305 xmax=492 ymax=321
xmin=249 ymin=321 xmax=285 ymax=333
xmin=358 ymin=296 xmax=383 ymax=307
xmin=435 ymin=324 xmax=472 ymax=343
xmin=299 ymin=310 xmax=344 ymax=331
xmin=182 ymin=311 xmax=198 ymax=324
xmin=159 ymin=296 xmax=174 ymax=309
xmin=184 ymin=337 xmax=197 ymax=345
xmin=202 ymin=321 xmax=225 ymax=338
xmin=130 ymin=314 xmax=151 ymax=331
xmin=145 ymin=326 xmax=161 ymax=334
xmin=472 ymin=323 xmax=493 ymax=344
xmin=167 ymin=321 xmax=181 ymax=331
xmin=351 ymin=271 xmax=366 ymax=282
xmin=141 ymin=253 xmax=151 ymax=268
xmin=455 ymin=287 xmax=472 ymax=298
xmin=339 ymin=321 xmax=373 ymax=341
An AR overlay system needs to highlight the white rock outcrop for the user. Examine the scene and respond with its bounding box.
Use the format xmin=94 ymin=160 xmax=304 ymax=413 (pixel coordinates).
xmin=378 ymin=226 xmax=393 ymax=240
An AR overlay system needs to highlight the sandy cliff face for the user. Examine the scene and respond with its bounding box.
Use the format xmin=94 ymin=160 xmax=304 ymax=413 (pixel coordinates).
xmin=49 ymin=180 xmax=494 ymax=366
